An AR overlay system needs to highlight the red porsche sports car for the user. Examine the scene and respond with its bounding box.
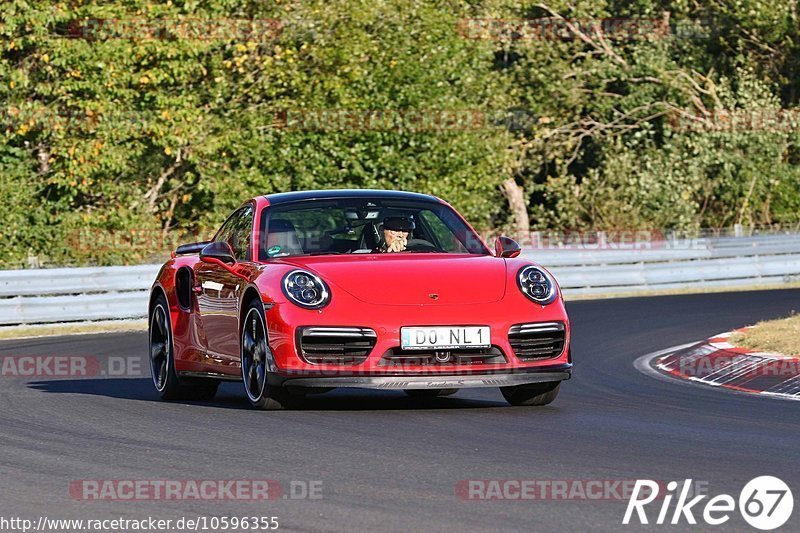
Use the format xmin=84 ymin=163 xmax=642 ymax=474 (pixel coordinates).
xmin=148 ymin=190 xmax=571 ymax=409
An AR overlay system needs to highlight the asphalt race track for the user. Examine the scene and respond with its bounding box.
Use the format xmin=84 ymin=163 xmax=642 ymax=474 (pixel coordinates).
xmin=1 ymin=289 xmax=799 ymax=532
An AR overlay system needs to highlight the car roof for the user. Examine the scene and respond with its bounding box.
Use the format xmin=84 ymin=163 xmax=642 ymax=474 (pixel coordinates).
xmin=262 ymin=189 xmax=443 ymax=205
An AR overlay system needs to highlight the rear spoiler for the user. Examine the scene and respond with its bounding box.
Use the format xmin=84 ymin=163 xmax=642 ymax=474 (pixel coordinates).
xmin=174 ymin=241 xmax=211 ymax=255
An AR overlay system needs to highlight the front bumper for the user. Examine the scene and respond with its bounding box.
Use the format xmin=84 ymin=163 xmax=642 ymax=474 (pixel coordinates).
xmin=270 ymin=363 xmax=572 ymax=389
xmin=266 ymin=296 xmax=572 ymax=374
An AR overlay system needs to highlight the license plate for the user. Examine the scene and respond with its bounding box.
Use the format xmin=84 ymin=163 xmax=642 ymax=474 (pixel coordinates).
xmin=400 ymin=326 xmax=490 ymax=350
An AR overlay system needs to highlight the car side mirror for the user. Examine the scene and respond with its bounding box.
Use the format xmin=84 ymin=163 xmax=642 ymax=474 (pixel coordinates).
xmin=200 ymin=241 xmax=236 ymax=264
xmin=495 ymin=236 xmax=521 ymax=258
xmin=175 ymin=241 xmax=211 ymax=255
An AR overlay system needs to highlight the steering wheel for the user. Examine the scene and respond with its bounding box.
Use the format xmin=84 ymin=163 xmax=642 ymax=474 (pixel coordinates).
xmin=404 ymin=238 xmax=438 ymax=252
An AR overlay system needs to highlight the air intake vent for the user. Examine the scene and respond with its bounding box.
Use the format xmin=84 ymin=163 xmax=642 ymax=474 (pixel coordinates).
xmin=380 ymin=347 xmax=505 ymax=366
xmin=297 ymin=327 xmax=376 ymax=365
xmin=508 ymin=322 xmax=566 ymax=361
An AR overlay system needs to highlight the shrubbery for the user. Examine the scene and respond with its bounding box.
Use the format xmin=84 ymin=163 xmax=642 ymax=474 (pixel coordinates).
xmin=2 ymin=1 xmax=799 ymax=266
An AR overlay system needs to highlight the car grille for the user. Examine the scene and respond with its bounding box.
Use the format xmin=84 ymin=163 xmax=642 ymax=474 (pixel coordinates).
xmin=297 ymin=327 xmax=377 ymax=365
xmin=508 ymin=322 xmax=566 ymax=361
xmin=379 ymin=347 xmax=506 ymax=366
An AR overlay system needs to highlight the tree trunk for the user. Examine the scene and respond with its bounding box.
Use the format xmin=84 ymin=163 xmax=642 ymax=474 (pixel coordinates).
xmin=37 ymin=143 xmax=50 ymax=174
xmin=500 ymin=178 xmax=530 ymax=244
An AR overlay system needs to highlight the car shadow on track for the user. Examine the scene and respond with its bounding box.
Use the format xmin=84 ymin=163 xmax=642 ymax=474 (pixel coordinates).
xmin=26 ymin=379 xmax=508 ymax=411
xmin=28 ymin=378 xmax=177 ymax=402
xmin=288 ymin=388 xmax=508 ymax=411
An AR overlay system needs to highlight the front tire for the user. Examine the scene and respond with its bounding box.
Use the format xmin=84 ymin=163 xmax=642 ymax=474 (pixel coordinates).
xmin=500 ymin=381 xmax=561 ymax=406
xmin=149 ymin=294 xmax=219 ymax=401
xmin=241 ymin=299 xmax=294 ymax=410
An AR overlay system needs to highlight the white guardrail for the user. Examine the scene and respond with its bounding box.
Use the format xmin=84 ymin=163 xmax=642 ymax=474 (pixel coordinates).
xmin=1 ymin=234 xmax=799 ymax=325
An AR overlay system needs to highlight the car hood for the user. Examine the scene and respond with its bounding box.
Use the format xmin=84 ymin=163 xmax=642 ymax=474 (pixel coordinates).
xmin=279 ymin=254 xmax=507 ymax=305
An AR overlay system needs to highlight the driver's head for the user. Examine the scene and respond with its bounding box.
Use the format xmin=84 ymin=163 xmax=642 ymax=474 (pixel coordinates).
xmin=382 ymin=217 xmax=415 ymax=252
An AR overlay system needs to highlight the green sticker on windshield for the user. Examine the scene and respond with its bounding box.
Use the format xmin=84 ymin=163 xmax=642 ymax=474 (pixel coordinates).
xmin=267 ymin=245 xmax=282 ymax=256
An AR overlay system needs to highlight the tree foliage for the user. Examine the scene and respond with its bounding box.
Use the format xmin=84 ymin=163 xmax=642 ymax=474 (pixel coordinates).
xmin=1 ymin=0 xmax=799 ymax=266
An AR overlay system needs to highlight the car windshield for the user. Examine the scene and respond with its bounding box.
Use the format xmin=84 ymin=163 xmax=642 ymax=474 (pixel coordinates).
xmin=258 ymin=198 xmax=489 ymax=259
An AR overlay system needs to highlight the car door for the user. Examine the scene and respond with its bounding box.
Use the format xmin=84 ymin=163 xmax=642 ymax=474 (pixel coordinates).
xmin=194 ymin=204 xmax=254 ymax=361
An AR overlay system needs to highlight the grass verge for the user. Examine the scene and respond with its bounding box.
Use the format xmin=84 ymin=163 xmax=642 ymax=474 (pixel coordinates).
xmin=729 ymin=314 xmax=800 ymax=357
xmin=0 ymin=319 xmax=147 ymax=341
xmin=564 ymin=281 xmax=800 ymax=301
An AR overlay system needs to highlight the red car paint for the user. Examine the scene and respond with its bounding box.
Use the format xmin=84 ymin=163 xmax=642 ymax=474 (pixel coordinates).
xmin=150 ymin=191 xmax=571 ymax=390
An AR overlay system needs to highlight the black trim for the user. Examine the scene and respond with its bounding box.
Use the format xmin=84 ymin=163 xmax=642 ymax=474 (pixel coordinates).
xmin=175 ymin=267 xmax=194 ymax=310
xmin=175 ymin=241 xmax=211 ymax=255
xmin=178 ymin=371 xmax=240 ymax=381
xmin=274 ymin=371 xmax=569 ymax=389
xmin=269 ymin=363 xmax=572 ymax=389
xmin=508 ymin=321 xmax=566 ymax=360
xmin=296 ymin=326 xmax=377 ymax=364
xmin=264 ymin=189 xmax=440 ymax=205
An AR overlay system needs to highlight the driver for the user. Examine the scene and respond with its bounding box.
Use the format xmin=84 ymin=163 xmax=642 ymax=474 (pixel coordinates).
xmin=378 ymin=216 xmax=415 ymax=253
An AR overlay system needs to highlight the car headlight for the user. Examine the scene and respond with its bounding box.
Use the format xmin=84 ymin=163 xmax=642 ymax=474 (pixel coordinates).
xmin=517 ymin=265 xmax=557 ymax=305
xmin=282 ymin=270 xmax=331 ymax=309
